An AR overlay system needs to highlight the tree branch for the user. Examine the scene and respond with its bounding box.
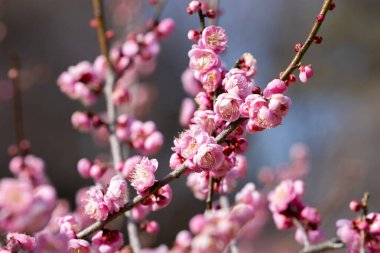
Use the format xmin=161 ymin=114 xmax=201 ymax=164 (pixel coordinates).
xmin=280 ymin=0 xmax=333 ymax=82
xmin=91 ymin=1 xmax=141 ymax=252
xmin=78 ymin=0 xmax=334 ymax=240
xmin=299 ymin=238 xmax=345 ymax=253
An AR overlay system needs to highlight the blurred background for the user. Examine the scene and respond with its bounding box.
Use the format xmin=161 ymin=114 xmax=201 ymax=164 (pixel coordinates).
xmin=1 ymin=0 xmax=380 ymax=252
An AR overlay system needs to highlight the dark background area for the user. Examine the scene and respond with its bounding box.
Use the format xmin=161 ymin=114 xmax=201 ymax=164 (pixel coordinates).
xmin=1 ymin=0 xmax=380 ymax=251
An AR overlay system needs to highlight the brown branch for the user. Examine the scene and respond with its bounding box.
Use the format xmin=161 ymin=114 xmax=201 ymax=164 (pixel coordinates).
xmin=360 ymin=192 xmax=370 ymax=253
xmin=78 ymin=0 xmax=334 ymax=239
xmin=198 ymin=9 xmax=206 ymax=31
xmin=280 ymin=0 xmax=333 ymax=82
xmin=299 ymin=238 xmax=345 ymax=253
xmin=206 ymin=176 xmax=216 ymax=210
xmin=152 ymin=0 xmax=169 ymax=26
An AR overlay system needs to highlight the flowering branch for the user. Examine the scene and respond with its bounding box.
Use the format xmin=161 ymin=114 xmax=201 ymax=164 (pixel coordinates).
xmin=279 ymin=0 xmax=333 ymax=81
xmin=77 ymin=0 xmax=334 ymax=240
xmin=91 ymin=0 xmax=141 ymax=251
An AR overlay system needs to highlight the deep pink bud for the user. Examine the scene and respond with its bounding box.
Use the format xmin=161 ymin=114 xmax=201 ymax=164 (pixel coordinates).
xmin=156 ymin=18 xmax=175 ymax=39
xmin=349 ymin=200 xmax=362 ymax=212
xmin=188 ymin=29 xmax=200 ymax=42
xmin=145 ymin=220 xmax=160 ymax=234
xmin=71 ymin=111 xmax=92 ymax=132
xmin=77 ymin=158 xmax=92 ymax=178
xmin=188 ymin=1 xmax=201 ymax=12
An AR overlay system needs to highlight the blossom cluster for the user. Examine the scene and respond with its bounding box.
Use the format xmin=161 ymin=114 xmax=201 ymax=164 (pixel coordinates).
xmin=83 ymin=175 xmax=127 ymax=221
xmin=58 ymin=17 xmax=174 ymax=106
xmin=0 ymin=151 xmax=57 ymax=234
xmin=142 ymin=183 xmax=261 ymax=253
xmin=268 ymin=180 xmax=323 ymax=245
xmin=336 ymin=201 xmax=380 ymax=252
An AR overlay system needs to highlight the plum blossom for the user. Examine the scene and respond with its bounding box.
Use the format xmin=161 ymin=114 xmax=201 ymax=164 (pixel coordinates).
xmin=92 ymin=230 xmax=124 ymax=253
xmin=214 ymin=93 xmax=242 ymax=122
xmin=201 ymin=25 xmax=228 ymax=53
xmin=126 ymin=157 xmax=158 ymax=194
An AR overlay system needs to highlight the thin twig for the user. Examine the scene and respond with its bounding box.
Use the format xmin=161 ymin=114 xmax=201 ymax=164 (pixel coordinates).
xmin=78 ymin=0 xmax=334 ymax=239
xmin=206 ymin=176 xmax=216 ymax=210
xmin=360 ymin=192 xmax=370 ymax=253
xmin=293 ymin=218 xmax=310 ymax=248
xmin=152 ymin=0 xmax=169 ymax=25
xmin=198 ymin=9 xmax=206 ymax=31
xmin=279 ymin=0 xmax=333 ymax=82
xmin=299 ymin=238 xmax=345 ymax=253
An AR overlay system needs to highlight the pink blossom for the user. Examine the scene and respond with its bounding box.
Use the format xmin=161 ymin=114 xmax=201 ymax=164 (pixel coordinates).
xmin=214 ymin=93 xmax=242 ymax=122
xmin=122 ymin=39 xmax=139 ymax=58
xmin=175 ymin=230 xmax=192 ymax=249
xmin=112 ymin=85 xmax=130 ymax=105
xmin=223 ymin=69 xmax=253 ymax=99
xmin=9 ymin=154 xmax=45 ymax=182
xmin=201 ymin=26 xmax=228 ymax=53
xmin=193 ymin=143 xmax=224 ymax=171
xmin=116 ymin=114 xmax=134 ymax=141
xmin=155 ymin=18 xmax=175 ymax=39
xmin=235 ymin=183 xmax=261 ymax=209
xmin=172 ymin=129 xmax=211 ymax=159
xmin=300 ymin=207 xmax=321 ymax=225
xmin=149 ymin=184 xmax=173 ymax=211
xmin=92 ymin=230 xmax=124 ymax=253
xmin=68 ymin=239 xmax=90 ymax=253
xmin=127 ymin=157 xmax=157 ymax=194
xmin=71 ymin=111 xmax=92 ymax=132
xmin=230 ymin=203 xmax=255 ymax=226
xmin=129 ymin=120 xmax=164 ymax=155
xmin=57 ymin=61 xmax=102 ymax=105
xmin=181 ymin=68 xmax=203 ymax=96
xmin=77 ymin=158 xmax=92 ymax=178
xmin=237 ymin=52 xmax=257 ymax=78
xmin=299 ymin=65 xmax=314 ymax=83
xmin=246 ymin=106 xmax=282 ymax=132
xmin=6 ymin=233 xmax=36 ymax=251
xmin=188 ymin=48 xmax=220 ymax=74
xmin=58 ymin=215 xmax=78 ymax=239
xmin=240 ymin=94 xmax=267 ymax=119
xmin=131 ymin=204 xmax=151 ymax=221
xmin=120 ymin=155 xmax=142 ymax=179
xmin=34 ymin=233 xmax=69 ymax=253
xmin=83 ymin=186 xmax=109 ymax=221
xmin=191 ymin=110 xmax=216 ymax=134
xmin=187 ymin=172 xmax=209 ymax=200
xmin=189 ymin=214 xmax=207 ymax=234
xmin=179 ymin=98 xmax=196 ymax=127
xmin=0 ymin=178 xmax=33 ymax=213
xmin=336 ymin=219 xmax=358 ymax=244
xmin=104 ymin=175 xmax=128 ymax=213
xmin=273 ymin=213 xmax=294 ymax=230
xmin=169 ymin=153 xmax=184 ymax=170
xmin=145 ymin=220 xmax=160 ymax=234
xmin=268 ymin=180 xmax=304 ymax=213
xmin=195 ymin=92 xmax=212 ymax=110
xmin=200 ymin=67 xmax=221 ymax=93
xmin=268 ymin=94 xmax=292 ymax=117
xmin=263 ymin=78 xmax=288 ymax=98
xmin=188 ymin=0 xmax=201 ymax=13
